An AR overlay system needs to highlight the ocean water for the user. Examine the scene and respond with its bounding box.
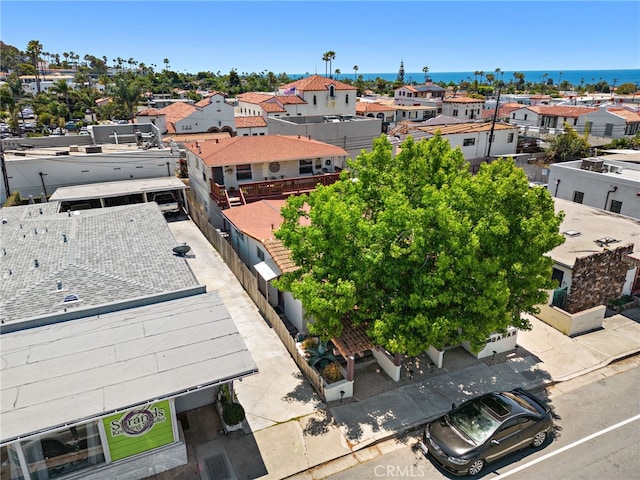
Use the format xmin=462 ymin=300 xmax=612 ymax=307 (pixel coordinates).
xmin=319 ymin=69 xmax=640 ymax=87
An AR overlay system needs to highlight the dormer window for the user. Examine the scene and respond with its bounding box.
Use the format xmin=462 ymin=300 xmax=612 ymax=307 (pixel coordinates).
xmin=329 ymin=85 xmax=335 ymax=97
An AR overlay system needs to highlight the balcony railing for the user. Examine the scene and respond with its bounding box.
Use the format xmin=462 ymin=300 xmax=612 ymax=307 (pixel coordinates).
xmin=210 ymin=173 xmax=340 ymax=208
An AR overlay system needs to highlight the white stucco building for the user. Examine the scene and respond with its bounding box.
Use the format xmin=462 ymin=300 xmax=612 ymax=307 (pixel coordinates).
xmin=236 ymin=75 xmax=357 ymax=119
xmin=136 ymin=92 xmax=236 ymax=135
xmin=441 ymin=97 xmax=485 ymax=121
xmin=548 ymin=157 xmax=640 ymax=219
xmin=390 ymin=121 xmax=519 ymax=172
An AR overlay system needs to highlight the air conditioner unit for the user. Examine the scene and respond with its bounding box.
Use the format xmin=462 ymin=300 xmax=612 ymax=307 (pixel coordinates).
xmin=609 ymin=165 xmax=623 ymax=174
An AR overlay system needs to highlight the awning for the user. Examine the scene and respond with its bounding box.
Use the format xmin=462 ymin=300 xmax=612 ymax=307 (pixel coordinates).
xmin=254 ymin=261 xmax=280 ymax=281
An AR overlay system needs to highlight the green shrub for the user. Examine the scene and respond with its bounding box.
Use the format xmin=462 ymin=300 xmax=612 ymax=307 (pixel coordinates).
xmin=320 ymin=362 xmax=343 ymax=383
xmin=301 ymin=337 xmax=317 ymax=350
xmin=222 ymin=402 xmax=245 ymax=426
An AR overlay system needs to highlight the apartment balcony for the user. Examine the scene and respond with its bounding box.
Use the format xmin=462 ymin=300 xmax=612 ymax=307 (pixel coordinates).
xmin=210 ymin=173 xmax=340 ymax=209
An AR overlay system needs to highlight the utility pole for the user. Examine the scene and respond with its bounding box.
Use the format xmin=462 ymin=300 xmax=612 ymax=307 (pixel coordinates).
xmin=486 ymin=85 xmax=502 ymax=160
xmin=1 ymin=142 xmax=10 ymax=199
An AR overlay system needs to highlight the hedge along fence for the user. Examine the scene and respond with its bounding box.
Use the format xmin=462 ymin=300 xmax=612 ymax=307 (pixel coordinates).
xmin=185 ymin=194 xmax=326 ymax=400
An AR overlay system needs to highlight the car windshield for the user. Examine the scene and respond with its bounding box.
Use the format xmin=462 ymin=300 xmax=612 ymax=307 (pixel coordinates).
xmin=448 ymin=400 xmax=500 ymax=444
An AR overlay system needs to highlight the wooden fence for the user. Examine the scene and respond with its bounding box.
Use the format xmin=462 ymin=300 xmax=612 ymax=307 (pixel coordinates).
xmin=185 ymin=194 xmax=325 ymax=399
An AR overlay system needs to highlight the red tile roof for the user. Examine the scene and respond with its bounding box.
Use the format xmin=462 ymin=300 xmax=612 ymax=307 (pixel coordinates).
xmin=522 ymin=105 xmax=598 ymax=118
xmin=416 ymin=122 xmax=516 ymax=135
xmin=608 ymin=108 xmax=640 ymax=123
xmin=261 ymin=102 xmax=287 ymax=113
xmin=163 ymin=132 xmax=231 ymax=143
xmin=276 ymin=95 xmax=307 ymax=105
xmin=136 ymin=107 xmax=163 ymax=116
xmin=185 ymin=134 xmax=349 ymax=167
xmin=235 ymin=116 xmax=268 ymax=128
xmin=222 ymin=200 xmax=288 ymax=242
xmin=222 ymin=199 xmax=311 ymax=242
xmin=237 ymin=92 xmax=277 ymax=104
xmin=280 ymin=74 xmax=356 ymax=92
xmin=263 ymin=239 xmax=298 ymax=274
xmin=356 ymin=102 xmax=396 ymax=113
xmin=480 ymin=102 xmax=522 ymax=119
xmin=443 ymin=96 xmax=484 ymax=103
xmin=236 ymin=92 xmax=307 ymax=109
xmin=161 ymin=102 xmax=198 ymax=125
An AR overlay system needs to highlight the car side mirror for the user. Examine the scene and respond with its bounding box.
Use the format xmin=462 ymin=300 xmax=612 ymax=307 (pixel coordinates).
xmin=491 ymin=440 xmax=500 ymax=446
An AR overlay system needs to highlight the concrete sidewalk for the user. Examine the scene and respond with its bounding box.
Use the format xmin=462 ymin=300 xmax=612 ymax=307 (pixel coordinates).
xmin=162 ymin=218 xmax=640 ymax=480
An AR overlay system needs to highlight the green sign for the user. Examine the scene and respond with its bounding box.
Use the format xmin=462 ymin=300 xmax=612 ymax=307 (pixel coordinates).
xmin=103 ymin=400 xmax=174 ymax=461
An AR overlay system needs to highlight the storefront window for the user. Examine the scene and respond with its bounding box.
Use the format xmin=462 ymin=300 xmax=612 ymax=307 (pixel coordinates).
xmin=1 ymin=444 xmax=25 ymax=479
xmin=21 ymin=422 xmax=105 ymax=479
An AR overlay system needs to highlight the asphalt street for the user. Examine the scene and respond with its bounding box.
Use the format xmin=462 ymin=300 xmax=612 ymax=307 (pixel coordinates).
xmin=304 ymin=355 xmax=640 ymax=480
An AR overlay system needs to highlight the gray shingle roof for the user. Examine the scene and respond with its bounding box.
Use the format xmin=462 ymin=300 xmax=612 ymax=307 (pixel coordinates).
xmin=1 ymin=202 xmax=199 ymax=324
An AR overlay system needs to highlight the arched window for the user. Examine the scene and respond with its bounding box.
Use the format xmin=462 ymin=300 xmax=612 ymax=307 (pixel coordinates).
xmin=345 ymin=94 xmax=349 ymax=104
xmin=313 ymin=95 xmax=317 ymax=105
xmin=329 ymin=86 xmax=335 ymax=97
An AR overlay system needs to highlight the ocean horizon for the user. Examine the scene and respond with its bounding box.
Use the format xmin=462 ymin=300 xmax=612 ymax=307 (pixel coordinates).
xmin=298 ymin=69 xmax=640 ymax=87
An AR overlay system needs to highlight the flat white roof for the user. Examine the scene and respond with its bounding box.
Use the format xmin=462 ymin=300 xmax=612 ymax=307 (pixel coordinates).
xmin=551 ymin=198 xmax=640 ymax=268
xmin=0 ymin=292 xmax=258 ymax=443
xmin=49 ymin=177 xmax=186 ymax=201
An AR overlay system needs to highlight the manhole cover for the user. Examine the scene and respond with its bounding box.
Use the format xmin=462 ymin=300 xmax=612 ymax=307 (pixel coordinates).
xmin=205 ymin=453 xmax=230 ymax=480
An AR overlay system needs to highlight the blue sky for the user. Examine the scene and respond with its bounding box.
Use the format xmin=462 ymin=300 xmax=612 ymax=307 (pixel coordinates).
xmin=2 ymin=1 xmax=639 ymax=75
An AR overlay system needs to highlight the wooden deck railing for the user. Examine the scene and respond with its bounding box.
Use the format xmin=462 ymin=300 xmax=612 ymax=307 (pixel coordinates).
xmin=210 ymin=173 xmax=340 ymax=207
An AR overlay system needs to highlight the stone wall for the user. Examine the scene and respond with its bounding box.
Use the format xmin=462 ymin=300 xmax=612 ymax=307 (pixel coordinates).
xmin=565 ymin=244 xmax=634 ymax=313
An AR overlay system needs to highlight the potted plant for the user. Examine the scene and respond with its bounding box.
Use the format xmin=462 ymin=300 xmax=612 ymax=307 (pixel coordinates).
xmin=222 ymin=402 xmax=245 ymax=427
xmin=216 ymin=384 xmax=245 ymax=433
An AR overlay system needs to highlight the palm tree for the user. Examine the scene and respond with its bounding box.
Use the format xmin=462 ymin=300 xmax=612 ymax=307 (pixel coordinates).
xmin=423 ymin=66 xmax=430 ymax=83
xmin=110 ymin=77 xmax=142 ymax=122
xmin=353 ymin=65 xmax=358 ymax=80
xmin=51 ymin=79 xmax=71 ymax=118
xmin=63 ymin=52 xmax=69 ymax=68
xmin=334 ymin=68 xmax=340 ymax=79
xmin=494 ymin=67 xmax=503 ymax=85
xmin=163 ymin=58 xmax=170 ymax=71
xmin=26 ymin=40 xmax=43 ymax=93
xmin=267 ymin=71 xmax=277 ymax=91
xmin=327 ymin=51 xmax=336 ymax=79
xmin=322 ymin=52 xmax=331 ymax=77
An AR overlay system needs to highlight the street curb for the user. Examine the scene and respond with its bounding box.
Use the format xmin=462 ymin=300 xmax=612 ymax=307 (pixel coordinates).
xmin=552 ymin=348 xmax=640 ymax=383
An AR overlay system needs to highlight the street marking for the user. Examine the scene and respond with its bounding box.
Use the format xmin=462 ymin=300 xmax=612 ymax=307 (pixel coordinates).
xmin=495 ymin=413 xmax=640 ymax=478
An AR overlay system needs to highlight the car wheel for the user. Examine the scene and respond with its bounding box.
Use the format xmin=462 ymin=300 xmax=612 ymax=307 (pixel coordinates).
xmin=532 ymin=431 xmax=547 ymax=448
xmin=468 ymin=459 xmax=485 ymax=476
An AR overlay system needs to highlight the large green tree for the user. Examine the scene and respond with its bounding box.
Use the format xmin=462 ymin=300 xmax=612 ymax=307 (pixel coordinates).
xmin=275 ymin=134 xmax=565 ymax=355
xmin=546 ymin=124 xmax=591 ymax=163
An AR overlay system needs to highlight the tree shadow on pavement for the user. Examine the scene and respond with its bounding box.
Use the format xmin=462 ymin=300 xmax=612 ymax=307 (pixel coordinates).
xmin=302 ymin=409 xmax=334 ymax=436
